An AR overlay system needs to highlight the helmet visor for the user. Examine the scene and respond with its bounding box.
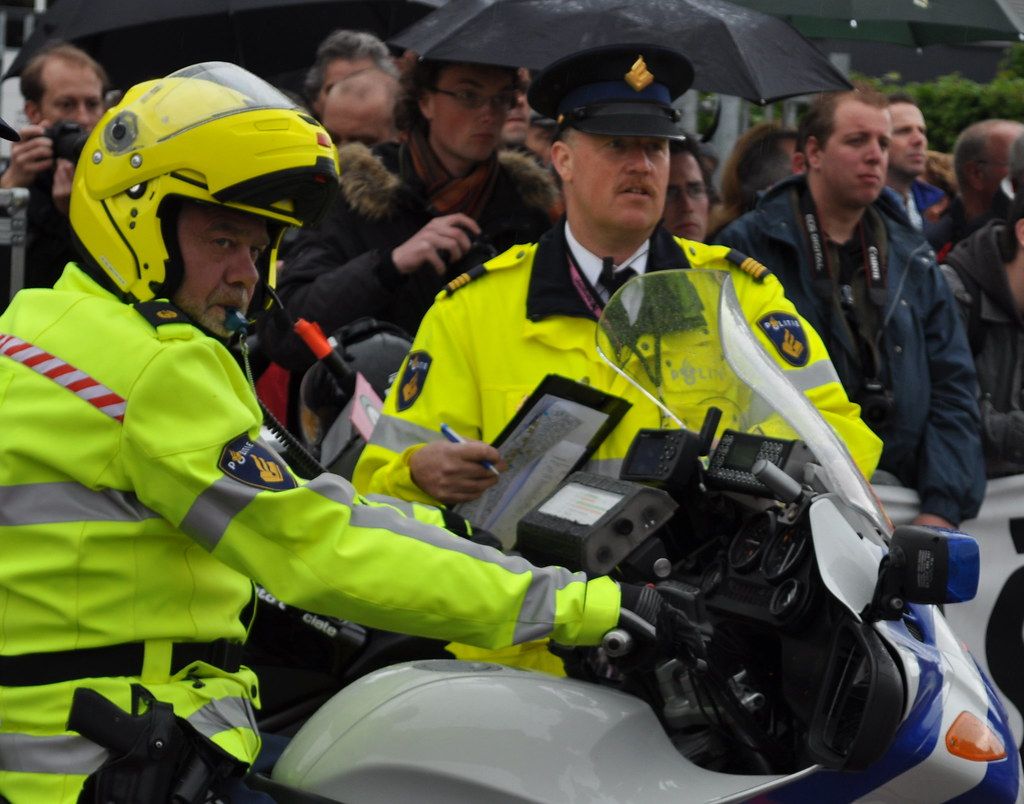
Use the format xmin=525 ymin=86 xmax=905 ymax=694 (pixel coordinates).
xmin=105 ymin=62 xmax=300 ymax=153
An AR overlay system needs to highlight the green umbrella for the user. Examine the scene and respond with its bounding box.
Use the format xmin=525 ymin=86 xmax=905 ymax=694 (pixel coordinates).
xmin=730 ymin=0 xmax=1024 ymax=47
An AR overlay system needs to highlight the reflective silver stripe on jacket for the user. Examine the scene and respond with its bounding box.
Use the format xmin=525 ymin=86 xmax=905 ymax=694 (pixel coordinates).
xmin=188 ymin=695 xmax=258 ymax=742
xmin=368 ymin=414 xmax=442 ymax=452
xmin=346 ymin=500 xmax=581 ymax=643
xmin=0 ymin=483 xmax=158 ymax=526
xmin=363 ymin=493 xmax=416 ymax=517
xmin=785 ymin=358 xmax=841 ymax=391
xmin=0 ymin=732 xmax=109 ymax=775
xmin=0 ymin=695 xmax=256 ymax=775
xmin=179 ymin=476 xmax=262 ymax=551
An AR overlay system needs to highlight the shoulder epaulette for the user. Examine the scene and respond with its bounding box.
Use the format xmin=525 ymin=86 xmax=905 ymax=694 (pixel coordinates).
xmin=724 ymin=249 xmax=772 ymax=283
xmin=443 ymin=244 xmax=533 ymax=297
xmin=444 ymin=263 xmax=488 ymax=296
xmin=134 ymin=300 xmax=192 ymax=329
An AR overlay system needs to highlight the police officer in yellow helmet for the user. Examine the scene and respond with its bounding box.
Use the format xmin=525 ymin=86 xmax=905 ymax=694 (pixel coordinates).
xmin=0 ymin=62 xmax=634 ymax=803
xmin=353 ymin=45 xmax=882 ymax=670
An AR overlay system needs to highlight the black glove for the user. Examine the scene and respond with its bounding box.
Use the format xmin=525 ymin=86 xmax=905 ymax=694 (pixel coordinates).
xmin=618 ymin=583 xmax=707 ymax=670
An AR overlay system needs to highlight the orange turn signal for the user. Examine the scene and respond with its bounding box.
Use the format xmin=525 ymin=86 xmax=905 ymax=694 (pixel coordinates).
xmin=946 ymin=711 xmax=1007 ymax=761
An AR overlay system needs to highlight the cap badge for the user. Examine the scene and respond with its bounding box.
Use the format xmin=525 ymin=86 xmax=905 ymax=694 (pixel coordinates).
xmin=625 ymin=56 xmax=654 ymax=92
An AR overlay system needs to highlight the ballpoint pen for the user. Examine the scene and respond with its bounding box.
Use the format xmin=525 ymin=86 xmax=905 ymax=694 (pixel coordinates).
xmin=440 ymin=422 xmax=501 ymax=476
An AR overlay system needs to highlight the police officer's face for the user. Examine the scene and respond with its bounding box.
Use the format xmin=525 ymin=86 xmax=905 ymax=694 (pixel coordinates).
xmin=418 ymin=64 xmax=515 ymax=176
xmin=25 ymin=57 xmax=104 ymax=131
xmin=805 ymin=98 xmax=890 ymax=213
xmin=174 ymin=204 xmax=270 ymax=338
xmin=553 ymin=130 xmax=669 ymax=242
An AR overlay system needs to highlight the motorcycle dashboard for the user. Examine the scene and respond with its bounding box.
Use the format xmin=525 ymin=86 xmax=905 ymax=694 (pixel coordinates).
xmin=702 ymin=506 xmax=818 ymax=631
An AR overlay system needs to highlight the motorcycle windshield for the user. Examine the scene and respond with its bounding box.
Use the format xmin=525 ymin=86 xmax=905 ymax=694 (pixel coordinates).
xmin=596 ymin=270 xmax=888 ymax=539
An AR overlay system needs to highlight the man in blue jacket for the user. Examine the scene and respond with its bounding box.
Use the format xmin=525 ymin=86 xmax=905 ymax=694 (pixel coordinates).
xmin=717 ymin=85 xmax=985 ymax=527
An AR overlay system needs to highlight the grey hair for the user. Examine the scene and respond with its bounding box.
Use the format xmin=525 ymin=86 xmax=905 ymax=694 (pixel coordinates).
xmin=303 ymin=29 xmax=399 ymax=104
xmin=1010 ymin=132 xmax=1024 ymax=188
xmin=953 ymin=119 xmax=1010 ymax=187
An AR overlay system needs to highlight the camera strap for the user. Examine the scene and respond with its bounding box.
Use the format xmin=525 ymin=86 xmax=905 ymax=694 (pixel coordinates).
xmin=793 ymin=188 xmax=890 ymax=390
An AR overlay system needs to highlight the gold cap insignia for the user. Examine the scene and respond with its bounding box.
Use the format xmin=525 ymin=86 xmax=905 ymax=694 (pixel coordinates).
xmin=625 ymin=56 xmax=654 ymax=92
xmin=156 ymin=309 xmax=178 ymax=319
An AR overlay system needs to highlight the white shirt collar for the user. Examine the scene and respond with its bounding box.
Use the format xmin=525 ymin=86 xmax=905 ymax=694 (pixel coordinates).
xmin=564 ymin=222 xmax=649 ymax=291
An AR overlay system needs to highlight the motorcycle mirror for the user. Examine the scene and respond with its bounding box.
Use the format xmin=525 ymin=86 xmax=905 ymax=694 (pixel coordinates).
xmin=696 ymin=406 xmax=721 ymax=457
xmin=866 ymin=525 xmax=980 ymax=621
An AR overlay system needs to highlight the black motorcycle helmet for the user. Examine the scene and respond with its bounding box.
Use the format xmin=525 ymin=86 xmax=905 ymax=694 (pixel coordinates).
xmin=298 ymin=318 xmax=412 ymax=450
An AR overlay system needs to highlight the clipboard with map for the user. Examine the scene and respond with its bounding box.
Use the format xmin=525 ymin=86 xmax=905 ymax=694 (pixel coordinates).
xmin=455 ymin=374 xmax=630 ymax=549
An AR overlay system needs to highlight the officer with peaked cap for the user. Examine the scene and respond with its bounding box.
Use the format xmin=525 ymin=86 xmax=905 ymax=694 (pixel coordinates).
xmin=355 ymin=46 xmax=882 ymax=672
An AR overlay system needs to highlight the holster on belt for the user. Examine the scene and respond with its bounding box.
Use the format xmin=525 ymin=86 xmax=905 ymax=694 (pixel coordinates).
xmin=68 ymin=684 xmax=247 ymax=804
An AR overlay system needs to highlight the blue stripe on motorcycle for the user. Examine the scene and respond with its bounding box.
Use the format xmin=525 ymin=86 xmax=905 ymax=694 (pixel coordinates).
xmin=747 ymin=605 xmax=1014 ymax=802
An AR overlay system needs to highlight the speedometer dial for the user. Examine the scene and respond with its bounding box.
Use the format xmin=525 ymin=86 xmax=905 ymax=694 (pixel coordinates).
xmin=761 ymin=521 xmax=811 ymax=582
xmin=727 ymin=511 xmax=776 ymax=573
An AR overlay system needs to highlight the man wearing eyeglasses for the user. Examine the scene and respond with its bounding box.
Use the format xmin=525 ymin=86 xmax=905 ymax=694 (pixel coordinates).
xmin=664 ymin=136 xmax=711 ymax=242
xmin=0 ymin=42 xmax=108 ymax=297
xmin=259 ymin=57 xmax=558 ymax=377
xmin=929 ymin=118 xmax=1024 ymax=261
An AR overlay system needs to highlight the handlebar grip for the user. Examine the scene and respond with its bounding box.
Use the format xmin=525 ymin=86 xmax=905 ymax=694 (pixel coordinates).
xmin=602 ymin=628 xmax=635 ymax=657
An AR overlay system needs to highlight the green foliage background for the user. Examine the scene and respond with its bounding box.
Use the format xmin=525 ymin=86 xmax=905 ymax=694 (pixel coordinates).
xmin=857 ymin=44 xmax=1024 ymax=152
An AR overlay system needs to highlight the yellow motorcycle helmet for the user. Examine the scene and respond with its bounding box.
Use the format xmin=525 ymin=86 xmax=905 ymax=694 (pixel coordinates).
xmin=70 ymin=61 xmax=340 ymax=305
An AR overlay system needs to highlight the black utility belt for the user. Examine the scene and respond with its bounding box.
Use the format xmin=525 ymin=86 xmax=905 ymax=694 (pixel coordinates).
xmin=0 ymin=639 xmax=243 ymax=686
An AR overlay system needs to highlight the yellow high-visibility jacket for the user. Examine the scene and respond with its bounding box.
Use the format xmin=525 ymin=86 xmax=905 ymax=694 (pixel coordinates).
xmin=356 ymin=225 xmax=882 ymax=502
xmin=0 ymin=264 xmax=619 ymax=802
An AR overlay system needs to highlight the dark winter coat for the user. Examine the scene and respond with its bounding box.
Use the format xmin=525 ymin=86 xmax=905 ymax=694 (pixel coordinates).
xmin=943 ymin=221 xmax=1024 ymax=477
xmin=258 ymin=141 xmax=557 ymax=372
xmin=716 ymin=174 xmax=985 ymax=524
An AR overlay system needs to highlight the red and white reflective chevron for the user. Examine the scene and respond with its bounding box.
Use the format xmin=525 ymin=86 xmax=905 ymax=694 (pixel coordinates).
xmin=0 ymin=333 xmax=126 ymax=422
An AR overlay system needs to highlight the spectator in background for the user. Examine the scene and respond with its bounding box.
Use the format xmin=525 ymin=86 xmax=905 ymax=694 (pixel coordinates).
xmin=501 ymin=69 xmax=531 ymax=151
xmin=923 ymin=149 xmax=956 ymax=221
xmin=884 ymin=93 xmax=947 ymax=232
xmin=930 ymin=118 xmax=1024 ymax=260
xmin=707 ymin=121 xmax=798 ymax=237
xmin=663 ymin=136 xmax=710 ymax=242
xmin=942 ymin=187 xmax=1024 ymax=478
xmin=0 ymin=42 xmax=108 ymax=290
xmin=319 ymin=62 xmax=399 ymax=145
xmin=524 ymin=112 xmax=557 ymax=167
xmin=258 ymin=57 xmax=558 ymax=377
xmin=696 ymin=140 xmax=721 ymax=204
xmin=303 ymin=29 xmax=398 ymax=123
xmin=716 ymin=85 xmax=985 ymax=528
xmin=1007 ymin=132 xmax=1024 ymax=195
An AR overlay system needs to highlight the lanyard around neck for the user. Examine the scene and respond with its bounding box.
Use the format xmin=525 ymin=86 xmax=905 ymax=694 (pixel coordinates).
xmin=796 ymin=188 xmax=888 ymax=309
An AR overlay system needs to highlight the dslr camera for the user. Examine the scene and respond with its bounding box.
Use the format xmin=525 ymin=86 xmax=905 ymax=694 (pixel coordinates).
xmin=44 ymin=120 xmax=90 ymax=163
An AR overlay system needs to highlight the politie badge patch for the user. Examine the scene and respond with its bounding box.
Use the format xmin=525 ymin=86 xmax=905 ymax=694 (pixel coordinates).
xmin=757 ymin=313 xmax=810 ymax=367
xmin=218 ymin=435 xmax=297 ymax=491
xmin=396 ymin=351 xmax=431 ymax=411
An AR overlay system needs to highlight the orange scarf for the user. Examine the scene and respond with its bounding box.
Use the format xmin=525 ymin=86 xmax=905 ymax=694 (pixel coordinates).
xmin=407 ymin=127 xmax=499 ymax=218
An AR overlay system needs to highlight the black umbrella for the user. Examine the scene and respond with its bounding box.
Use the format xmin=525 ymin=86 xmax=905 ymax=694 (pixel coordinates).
xmin=4 ymin=0 xmax=443 ymax=92
xmin=390 ymin=0 xmax=851 ymax=104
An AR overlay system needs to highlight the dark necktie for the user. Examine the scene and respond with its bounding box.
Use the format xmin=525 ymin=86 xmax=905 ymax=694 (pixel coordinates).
xmin=599 ymin=257 xmax=637 ymax=298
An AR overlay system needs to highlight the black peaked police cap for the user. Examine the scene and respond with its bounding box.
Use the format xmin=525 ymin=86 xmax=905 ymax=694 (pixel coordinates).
xmin=528 ymin=44 xmax=693 ymax=141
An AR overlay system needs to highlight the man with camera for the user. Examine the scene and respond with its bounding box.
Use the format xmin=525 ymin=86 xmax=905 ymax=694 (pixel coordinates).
xmin=258 ymin=56 xmax=558 ymax=374
xmin=0 ymin=42 xmax=108 ymax=292
xmin=716 ymin=85 xmax=985 ymax=528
